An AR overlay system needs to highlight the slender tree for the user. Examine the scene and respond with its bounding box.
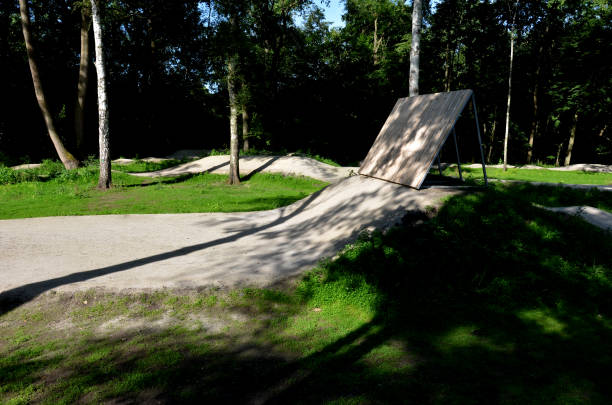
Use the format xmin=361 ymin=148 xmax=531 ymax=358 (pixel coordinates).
xmin=18 ymin=0 xmax=79 ymax=169
xmin=564 ymin=111 xmax=579 ymax=166
xmin=502 ymin=1 xmax=518 ymax=171
xmin=227 ymin=13 xmax=241 ymax=185
xmin=242 ymin=104 xmax=250 ymax=152
xmin=409 ymin=0 xmax=423 ymax=96
xmin=526 ymin=18 xmax=549 ymax=164
xmin=75 ymin=3 xmax=91 ymax=155
xmin=90 ymin=0 xmax=111 ymax=189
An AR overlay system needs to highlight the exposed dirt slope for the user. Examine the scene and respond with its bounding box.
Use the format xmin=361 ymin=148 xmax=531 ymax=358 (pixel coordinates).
xmin=129 ymin=155 xmax=359 ymax=183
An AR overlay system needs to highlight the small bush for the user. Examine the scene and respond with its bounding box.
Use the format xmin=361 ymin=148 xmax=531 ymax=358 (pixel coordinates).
xmin=39 ymin=159 xmax=65 ymax=178
xmin=0 ymin=159 xmax=101 ymax=185
xmin=0 ymin=166 xmax=17 ymax=185
xmin=0 ymin=167 xmax=41 ymax=184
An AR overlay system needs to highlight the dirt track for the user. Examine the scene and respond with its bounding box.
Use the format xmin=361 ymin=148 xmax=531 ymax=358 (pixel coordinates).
xmin=128 ymin=154 xmax=359 ymax=183
xmin=0 ymin=158 xmax=458 ymax=301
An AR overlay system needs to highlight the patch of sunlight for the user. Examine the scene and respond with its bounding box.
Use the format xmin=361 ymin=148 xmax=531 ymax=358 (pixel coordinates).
xmin=527 ymin=220 xmax=560 ymax=241
xmin=359 ymin=339 xmax=415 ymax=374
xmin=436 ymin=326 xmax=514 ymax=352
xmin=281 ymin=302 xmax=375 ymax=356
xmin=518 ymin=309 xmax=567 ymax=336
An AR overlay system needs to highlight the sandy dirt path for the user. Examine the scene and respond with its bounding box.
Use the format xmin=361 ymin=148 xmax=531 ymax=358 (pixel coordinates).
xmin=541 ymin=206 xmax=612 ymax=232
xmin=0 ymin=174 xmax=458 ymax=301
xmin=128 ymin=155 xmax=359 ymax=183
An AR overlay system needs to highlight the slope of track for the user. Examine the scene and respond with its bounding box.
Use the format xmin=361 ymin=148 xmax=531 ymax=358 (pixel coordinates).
xmin=128 ymin=155 xmax=359 ymax=183
xmin=0 ymin=175 xmax=458 ymax=299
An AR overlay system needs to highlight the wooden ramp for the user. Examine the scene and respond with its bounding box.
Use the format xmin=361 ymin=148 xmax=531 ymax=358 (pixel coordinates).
xmin=359 ymin=89 xmax=474 ymax=189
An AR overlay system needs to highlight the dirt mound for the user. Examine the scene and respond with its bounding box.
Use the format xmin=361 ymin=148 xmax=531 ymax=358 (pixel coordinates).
xmin=131 ymin=155 xmax=359 ymax=183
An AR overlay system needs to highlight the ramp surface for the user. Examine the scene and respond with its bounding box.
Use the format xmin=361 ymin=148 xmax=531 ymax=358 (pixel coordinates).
xmin=359 ymin=90 xmax=473 ymax=188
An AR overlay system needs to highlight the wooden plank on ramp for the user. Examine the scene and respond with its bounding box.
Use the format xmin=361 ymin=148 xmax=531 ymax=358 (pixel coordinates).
xmin=359 ymin=89 xmax=473 ymax=189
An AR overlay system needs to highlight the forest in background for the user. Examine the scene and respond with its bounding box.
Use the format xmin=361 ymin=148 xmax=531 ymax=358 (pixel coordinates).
xmin=0 ymin=0 xmax=610 ymax=167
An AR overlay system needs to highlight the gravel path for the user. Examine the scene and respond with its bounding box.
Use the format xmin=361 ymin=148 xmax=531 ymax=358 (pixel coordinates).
xmin=0 ymin=159 xmax=458 ymax=302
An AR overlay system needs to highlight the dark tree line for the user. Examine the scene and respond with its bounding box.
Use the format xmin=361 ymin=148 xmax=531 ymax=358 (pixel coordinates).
xmin=0 ymin=0 xmax=610 ymax=167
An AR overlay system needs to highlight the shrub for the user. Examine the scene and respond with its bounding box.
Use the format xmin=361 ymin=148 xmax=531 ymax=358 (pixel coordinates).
xmin=0 ymin=166 xmax=17 ymax=185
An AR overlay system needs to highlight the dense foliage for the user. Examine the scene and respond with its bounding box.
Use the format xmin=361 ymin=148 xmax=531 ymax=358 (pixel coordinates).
xmin=0 ymin=0 xmax=610 ymax=166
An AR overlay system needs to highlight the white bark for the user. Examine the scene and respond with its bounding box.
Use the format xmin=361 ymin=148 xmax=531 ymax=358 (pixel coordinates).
xmin=90 ymin=0 xmax=111 ymax=188
xmin=503 ymin=4 xmax=517 ymax=172
xmin=409 ymin=0 xmax=423 ymax=97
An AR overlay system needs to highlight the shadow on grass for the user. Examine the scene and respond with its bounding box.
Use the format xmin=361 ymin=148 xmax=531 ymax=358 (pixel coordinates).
xmin=120 ymin=173 xmax=200 ymax=187
xmin=251 ymin=185 xmax=611 ymax=403
xmin=2 ymin=184 xmax=611 ymax=403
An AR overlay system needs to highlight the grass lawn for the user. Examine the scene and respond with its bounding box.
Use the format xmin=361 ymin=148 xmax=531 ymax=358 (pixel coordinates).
xmin=440 ymin=165 xmax=612 ymax=185
xmin=0 ymin=162 xmax=327 ymax=219
xmin=1 ymin=183 xmax=611 ymax=403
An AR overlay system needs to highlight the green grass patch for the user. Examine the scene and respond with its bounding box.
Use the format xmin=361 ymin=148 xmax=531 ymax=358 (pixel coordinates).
xmin=1 ymin=184 xmax=611 ymax=403
xmin=0 ymin=163 xmax=327 ymax=219
xmin=442 ymin=165 xmax=612 ymax=185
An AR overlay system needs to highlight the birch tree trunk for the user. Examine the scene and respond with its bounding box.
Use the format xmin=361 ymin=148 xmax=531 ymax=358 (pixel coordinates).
xmin=75 ymin=6 xmax=91 ymax=154
xmin=564 ymin=111 xmax=579 ymax=166
xmin=503 ymin=7 xmax=517 ymax=172
xmin=90 ymin=0 xmax=111 ymax=189
xmin=409 ymin=0 xmax=423 ymax=97
xmin=19 ymin=0 xmax=79 ymax=170
xmin=227 ymin=54 xmax=240 ymax=185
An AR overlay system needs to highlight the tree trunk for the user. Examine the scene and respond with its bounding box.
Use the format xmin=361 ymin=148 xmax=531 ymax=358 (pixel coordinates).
xmin=564 ymin=111 xmax=579 ymax=166
xmin=75 ymin=6 xmax=91 ymax=155
xmin=503 ymin=8 xmax=516 ymax=172
xmin=19 ymin=0 xmax=79 ymax=169
xmin=555 ymin=143 xmax=563 ymax=167
xmin=409 ymin=0 xmax=423 ymax=97
xmin=90 ymin=0 xmax=111 ymax=189
xmin=526 ymin=23 xmax=548 ymax=164
xmin=444 ymin=40 xmax=451 ymax=92
xmin=526 ymin=77 xmax=540 ymax=164
xmin=487 ymin=108 xmax=498 ymax=164
xmin=598 ymin=124 xmax=607 ymax=137
xmin=373 ymin=16 xmax=382 ymax=65
xmin=227 ymin=53 xmax=240 ymax=185
xmin=242 ymin=106 xmax=250 ymax=152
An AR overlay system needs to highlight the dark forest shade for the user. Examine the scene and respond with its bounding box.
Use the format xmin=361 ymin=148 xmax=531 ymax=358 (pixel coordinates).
xmin=1 ymin=0 xmax=610 ymax=166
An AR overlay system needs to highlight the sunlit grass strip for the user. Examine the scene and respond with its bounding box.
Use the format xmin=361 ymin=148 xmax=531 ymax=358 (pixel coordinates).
xmin=0 ymin=171 xmax=327 ymax=219
xmin=441 ymin=166 xmax=612 ymax=185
